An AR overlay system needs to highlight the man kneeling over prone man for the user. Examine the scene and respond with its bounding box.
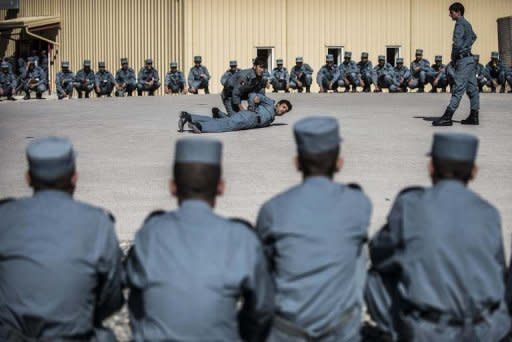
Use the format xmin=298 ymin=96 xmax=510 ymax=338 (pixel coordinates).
xmin=178 ymin=94 xmax=292 ymax=133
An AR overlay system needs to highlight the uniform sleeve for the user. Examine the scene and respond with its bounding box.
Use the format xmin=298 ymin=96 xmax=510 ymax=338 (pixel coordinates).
xmin=203 ymin=67 xmax=211 ymax=80
xmin=220 ymin=72 xmax=229 ymax=86
xmin=187 ymin=68 xmax=194 ymax=85
xmin=153 ymin=70 xmax=160 ymax=83
xmin=238 ymin=240 xmax=275 ymax=342
xmin=255 ymin=203 xmax=276 ymax=269
xmin=94 ymin=215 xmax=125 ymax=323
xmin=55 ymin=73 xmax=63 ymax=92
xmin=305 ymin=64 xmax=313 ymax=75
xmin=94 ymin=73 xmax=101 ymax=87
xmin=316 ymin=67 xmax=324 ymax=84
xmin=137 ymin=69 xmax=144 ymax=84
xmin=369 ymin=194 xmax=406 ymax=273
xmin=452 ymin=22 xmax=465 ymax=58
xmin=231 ymin=73 xmax=244 ymax=105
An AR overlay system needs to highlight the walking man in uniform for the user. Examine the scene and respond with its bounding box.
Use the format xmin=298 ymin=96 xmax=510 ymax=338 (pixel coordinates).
xmin=0 ymin=137 xmax=124 ymax=341
xmin=125 ymin=138 xmax=274 ymax=341
xmin=256 ymin=117 xmax=372 ymax=341
xmin=433 ymin=3 xmax=480 ymax=126
xmin=365 ymin=132 xmax=511 ymax=341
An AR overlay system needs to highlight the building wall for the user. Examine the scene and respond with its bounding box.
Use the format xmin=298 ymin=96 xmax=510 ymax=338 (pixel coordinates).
xmin=2 ymin=0 xmax=511 ymax=94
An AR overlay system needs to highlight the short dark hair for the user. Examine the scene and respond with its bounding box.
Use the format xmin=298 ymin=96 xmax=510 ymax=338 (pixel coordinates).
xmin=298 ymin=147 xmax=340 ymax=178
xmin=277 ymin=99 xmax=292 ymax=112
xmin=173 ymin=163 xmax=221 ymax=201
xmin=432 ymin=158 xmax=473 ymax=184
xmin=449 ymin=2 xmax=465 ymax=16
xmin=30 ymin=169 xmax=75 ymax=192
xmin=253 ymin=57 xmax=267 ymax=68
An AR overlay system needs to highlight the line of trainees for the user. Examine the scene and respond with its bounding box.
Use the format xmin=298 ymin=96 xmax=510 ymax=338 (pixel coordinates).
xmin=1 ymin=50 xmax=512 ymax=101
xmin=1 ymin=121 xmax=512 ymax=341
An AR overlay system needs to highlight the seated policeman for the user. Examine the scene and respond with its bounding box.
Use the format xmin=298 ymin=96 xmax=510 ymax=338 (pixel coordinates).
xmin=365 ymin=133 xmax=510 ymax=341
xmin=0 ymin=137 xmax=124 ymax=341
xmin=256 ymin=117 xmax=372 ymax=341
xmin=125 ymin=138 xmax=274 ymax=341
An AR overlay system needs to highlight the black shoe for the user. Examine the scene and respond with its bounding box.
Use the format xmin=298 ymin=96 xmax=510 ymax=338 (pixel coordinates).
xmin=500 ymin=87 xmax=506 ymax=94
xmin=298 ymin=88 xmax=303 ymax=93
xmin=187 ymin=121 xmax=202 ymax=134
xmin=429 ymin=87 xmax=437 ymax=93
xmin=441 ymin=87 xmax=447 ymax=93
xmin=58 ymin=94 xmax=65 ymax=100
xmin=178 ymin=111 xmax=191 ymax=132
xmin=7 ymin=96 xmax=16 ymax=101
xmin=491 ymin=87 xmax=496 ymax=93
xmin=137 ymin=90 xmax=142 ymax=96
xmin=305 ymin=87 xmax=310 ymax=93
xmin=24 ymin=93 xmax=30 ymax=100
xmin=149 ymin=91 xmax=154 ymax=96
xmin=352 ymin=87 xmax=358 ymax=93
xmin=418 ymin=88 xmax=425 ymax=93
xmin=204 ymin=88 xmax=210 ymax=94
xmin=285 ymin=89 xmax=290 ymax=93
xmin=461 ymin=110 xmax=479 ymax=125
xmin=85 ymin=93 xmax=89 ymax=99
xmin=432 ymin=109 xmax=454 ymax=126
xmin=360 ymin=322 xmax=393 ymax=342
xmin=272 ymin=89 xmax=278 ymax=93
xmin=78 ymin=93 xmax=83 ymax=99
xmin=211 ymin=107 xmax=221 ymax=118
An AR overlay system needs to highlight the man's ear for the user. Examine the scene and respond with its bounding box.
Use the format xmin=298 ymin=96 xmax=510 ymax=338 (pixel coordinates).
xmin=294 ymin=156 xmax=301 ymax=172
xmin=25 ymin=171 xmax=32 ymax=187
xmin=428 ymin=159 xmax=435 ymax=178
xmin=217 ymin=179 xmax=225 ymax=197
xmin=169 ymin=178 xmax=178 ymax=197
xmin=470 ymin=164 xmax=478 ymax=181
xmin=336 ymin=157 xmax=344 ymax=172
xmin=71 ymin=171 xmax=78 ymax=187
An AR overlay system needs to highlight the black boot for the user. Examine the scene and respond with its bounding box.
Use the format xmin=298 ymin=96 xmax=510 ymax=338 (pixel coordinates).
xmin=432 ymin=109 xmax=454 ymax=126
xmin=24 ymin=91 xmax=30 ymax=100
xmin=461 ymin=110 xmax=479 ymax=125
xmin=187 ymin=121 xmax=202 ymax=134
xmin=178 ymin=111 xmax=192 ymax=132
xmin=204 ymin=87 xmax=210 ymax=94
xmin=211 ymin=107 xmax=221 ymax=118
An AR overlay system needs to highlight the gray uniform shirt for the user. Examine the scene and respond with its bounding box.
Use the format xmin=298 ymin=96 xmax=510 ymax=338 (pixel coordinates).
xmin=74 ymin=69 xmax=96 ymax=86
xmin=290 ymin=64 xmax=313 ymax=82
xmin=95 ymin=70 xmax=115 ymax=87
xmin=226 ymin=68 xmax=266 ymax=105
xmin=0 ymin=70 xmax=17 ymax=88
xmin=256 ymin=177 xmax=371 ymax=336
xmin=0 ymin=191 xmax=124 ymax=339
xmin=115 ymin=67 xmax=137 ymax=85
xmin=370 ymin=180 xmax=507 ymax=318
xmin=451 ymin=16 xmax=476 ymax=60
xmin=125 ymin=200 xmax=274 ymax=341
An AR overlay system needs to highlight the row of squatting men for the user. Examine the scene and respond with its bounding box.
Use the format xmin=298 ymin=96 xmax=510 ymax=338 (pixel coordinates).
xmin=315 ymin=50 xmax=512 ymax=94
xmin=2 ymin=122 xmax=512 ymax=341
xmin=53 ymin=56 xmax=211 ymax=100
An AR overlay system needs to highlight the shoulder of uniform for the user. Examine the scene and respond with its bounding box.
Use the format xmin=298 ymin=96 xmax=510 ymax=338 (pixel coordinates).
xmin=0 ymin=197 xmax=14 ymax=206
xmin=346 ymin=183 xmax=363 ymax=191
xmin=230 ymin=217 xmax=254 ymax=230
xmin=397 ymin=186 xmax=425 ymax=197
xmin=144 ymin=210 xmax=166 ymax=224
xmin=103 ymin=209 xmax=116 ymax=223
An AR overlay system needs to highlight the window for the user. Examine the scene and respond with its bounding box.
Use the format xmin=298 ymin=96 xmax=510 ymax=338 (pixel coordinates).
xmin=386 ymin=46 xmax=401 ymax=66
xmin=327 ymin=46 xmax=344 ymax=65
xmin=256 ymin=47 xmax=274 ymax=70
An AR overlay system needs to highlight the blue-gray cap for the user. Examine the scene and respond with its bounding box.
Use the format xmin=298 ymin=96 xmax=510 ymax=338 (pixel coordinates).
xmin=296 ymin=56 xmax=303 ymax=63
xmin=326 ymin=54 xmax=334 ymax=62
xmin=229 ymin=60 xmax=237 ymax=67
xmin=26 ymin=137 xmax=76 ymax=182
xmin=429 ymin=133 xmax=479 ymax=162
xmin=174 ymin=138 xmax=222 ymax=165
xmin=294 ymin=117 xmax=342 ymax=154
xmin=1 ymin=61 xmax=9 ymax=68
xmin=378 ymin=55 xmax=385 ymax=61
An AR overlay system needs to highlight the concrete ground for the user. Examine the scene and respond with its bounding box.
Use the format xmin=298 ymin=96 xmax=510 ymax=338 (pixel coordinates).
xmin=1 ymin=92 xmax=512 ymax=254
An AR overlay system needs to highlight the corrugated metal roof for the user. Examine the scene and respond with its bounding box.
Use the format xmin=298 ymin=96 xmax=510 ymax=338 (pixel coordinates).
xmin=0 ymin=15 xmax=60 ymax=30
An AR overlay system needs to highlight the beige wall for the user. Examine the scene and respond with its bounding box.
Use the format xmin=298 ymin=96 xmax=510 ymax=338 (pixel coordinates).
xmin=2 ymin=0 xmax=511 ymax=94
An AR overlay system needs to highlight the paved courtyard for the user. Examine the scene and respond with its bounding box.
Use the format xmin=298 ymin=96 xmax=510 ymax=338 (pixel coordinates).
xmin=1 ymin=93 xmax=512 ymax=253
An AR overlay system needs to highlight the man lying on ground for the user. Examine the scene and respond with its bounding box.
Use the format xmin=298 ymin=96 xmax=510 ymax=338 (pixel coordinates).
xmin=178 ymin=94 xmax=292 ymax=133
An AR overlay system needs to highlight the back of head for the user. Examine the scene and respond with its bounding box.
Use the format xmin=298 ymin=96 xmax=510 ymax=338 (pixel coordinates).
xmin=26 ymin=137 xmax=76 ymax=192
xmin=173 ymin=138 xmax=222 ymax=202
xmin=429 ymin=133 xmax=478 ymax=184
xmin=294 ymin=117 xmax=342 ymax=178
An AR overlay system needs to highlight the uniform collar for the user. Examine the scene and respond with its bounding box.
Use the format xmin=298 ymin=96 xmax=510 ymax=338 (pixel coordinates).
xmin=34 ymin=189 xmax=73 ymax=199
xmin=179 ymin=199 xmax=213 ymax=213
xmin=304 ymin=175 xmax=333 ymax=185
xmin=434 ymin=179 xmax=467 ymax=190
